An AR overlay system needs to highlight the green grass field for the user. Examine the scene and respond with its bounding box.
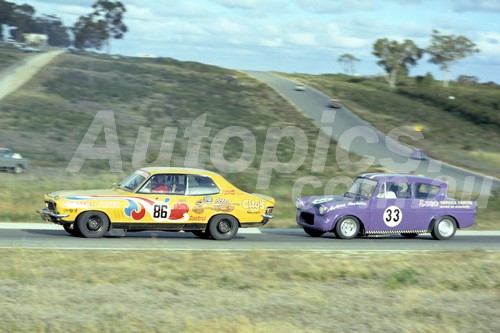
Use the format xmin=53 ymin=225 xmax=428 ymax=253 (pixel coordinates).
xmin=0 ymin=249 xmax=498 ymax=332
xmin=0 ymin=45 xmax=29 ymax=70
xmin=283 ymin=73 xmax=500 ymax=179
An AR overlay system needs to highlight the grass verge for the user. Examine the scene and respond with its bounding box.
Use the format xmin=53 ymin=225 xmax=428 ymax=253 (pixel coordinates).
xmin=0 ymin=249 xmax=498 ymax=332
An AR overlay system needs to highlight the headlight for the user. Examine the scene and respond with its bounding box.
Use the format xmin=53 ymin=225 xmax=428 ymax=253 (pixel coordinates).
xmin=318 ymin=205 xmax=325 ymax=215
xmin=295 ymin=199 xmax=303 ymax=209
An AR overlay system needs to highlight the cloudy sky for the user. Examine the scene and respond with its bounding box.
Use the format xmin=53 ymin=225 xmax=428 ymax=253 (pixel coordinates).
xmin=11 ymin=0 xmax=500 ymax=82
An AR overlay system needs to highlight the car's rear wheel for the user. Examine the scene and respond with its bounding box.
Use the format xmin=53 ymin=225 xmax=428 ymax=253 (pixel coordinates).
xmin=63 ymin=224 xmax=81 ymax=237
xmin=208 ymin=215 xmax=238 ymax=240
xmin=76 ymin=211 xmax=109 ymax=238
xmin=335 ymin=216 xmax=360 ymax=239
xmin=303 ymin=227 xmax=325 ymax=237
xmin=401 ymin=233 xmax=418 ymax=239
xmin=431 ymin=216 xmax=457 ymax=240
xmin=192 ymin=230 xmax=211 ymax=239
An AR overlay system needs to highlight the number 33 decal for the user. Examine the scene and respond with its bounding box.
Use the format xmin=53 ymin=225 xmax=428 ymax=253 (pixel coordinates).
xmin=383 ymin=206 xmax=403 ymax=227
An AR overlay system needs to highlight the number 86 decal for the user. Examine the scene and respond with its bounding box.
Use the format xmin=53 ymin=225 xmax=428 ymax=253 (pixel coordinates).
xmin=383 ymin=206 xmax=403 ymax=227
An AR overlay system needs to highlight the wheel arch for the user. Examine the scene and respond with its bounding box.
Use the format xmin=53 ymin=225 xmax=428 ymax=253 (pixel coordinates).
xmin=333 ymin=214 xmax=366 ymax=235
xmin=428 ymin=214 xmax=459 ymax=232
xmin=208 ymin=213 xmax=241 ymax=227
xmin=75 ymin=209 xmax=112 ymax=231
xmin=427 ymin=214 xmax=460 ymax=232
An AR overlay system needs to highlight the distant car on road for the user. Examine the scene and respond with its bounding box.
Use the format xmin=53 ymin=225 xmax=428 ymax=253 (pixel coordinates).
xmin=296 ymin=173 xmax=476 ymax=240
xmin=40 ymin=167 xmax=275 ymax=240
xmin=0 ymin=148 xmax=28 ymax=173
xmin=410 ymin=149 xmax=429 ymax=160
xmin=295 ymin=84 xmax=306 ymax=91
xmin=329 ymin=99 xmax=342 ymax=109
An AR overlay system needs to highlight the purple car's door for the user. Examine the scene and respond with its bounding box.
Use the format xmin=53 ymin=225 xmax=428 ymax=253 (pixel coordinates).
xmin=368 ymin=181 xmax=420 ymax=232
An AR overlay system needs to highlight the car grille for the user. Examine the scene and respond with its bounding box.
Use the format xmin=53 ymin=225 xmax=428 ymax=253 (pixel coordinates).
xmin=300 ymin=212 xmax=314 ymax=225
xmin=46 ymin=201 xmax=56 ymax=212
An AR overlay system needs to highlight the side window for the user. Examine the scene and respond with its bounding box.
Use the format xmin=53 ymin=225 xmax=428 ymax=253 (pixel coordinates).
xmin=386 ymin=182 xmax=412 ymax=199
xmin=415 ymin=183 xmax=440 ymax=199
xmin=186 ymin=175 xmax=220 ymax=196
xmin=139 ymin=174 xmax=186 ymax=195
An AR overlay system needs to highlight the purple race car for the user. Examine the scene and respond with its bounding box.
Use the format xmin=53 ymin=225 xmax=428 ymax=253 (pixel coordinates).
xmin=296 ymin=174 xmax=476 ymax=240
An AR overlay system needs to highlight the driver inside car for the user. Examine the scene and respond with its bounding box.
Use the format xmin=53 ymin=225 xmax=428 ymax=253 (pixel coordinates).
xmin=152 ymin=175 xmax=169 ymax=193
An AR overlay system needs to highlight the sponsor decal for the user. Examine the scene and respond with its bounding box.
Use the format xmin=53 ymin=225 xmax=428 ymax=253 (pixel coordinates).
xmin=223 ymin=189 xmax=236 ymax=195
xmin=383 ymin=206 xmax=403 ymax=227
xmin=62 ymin=201 xmax=120 ymax=209
xmin=241 ymin=199 xmax=265 ymax=212
xmin=189 ymin=215 xmax=206 ymax=222
xmin=326 ymin=203 xmax=346 ymax=212
xmin=347 ymin=202 xmax=368 ymax=207
xmin=193 ymin=196 xmax=235 ymax=214
xmin=125 ymin=199 xmax=146 ymax=221
xmin=419 ymin=200 xmax=473 ymax=209
xmin=312 ymin=197 xmax=334 ymax=205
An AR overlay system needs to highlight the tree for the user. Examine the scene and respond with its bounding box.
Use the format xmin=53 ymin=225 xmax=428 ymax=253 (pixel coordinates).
xmin=0 ymin=0 xmax=15 ymax=40
xmin=372 ymin=38 xmax=422 ymax=88
xmin=457 ymin=75 xmax=479 ymax=86
xmin=7 ymin=3 xmax=36 ymax=41
xmin=73 ymin=0 xmax=127 ymax=51
xmin=337 ymin=53 xmax=360 ymax=75
xmin=73 ymin=15 xmax=108 ymax=50
xmin=32 ymin=14 xmax=70 ymax=47
xmin=427 ymin=29 xmax=479 ymax=87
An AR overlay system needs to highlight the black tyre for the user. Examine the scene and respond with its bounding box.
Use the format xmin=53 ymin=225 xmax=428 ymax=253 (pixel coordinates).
xmin=63 ymin=224 xmax=81 ymax=237
xmin=208 ymin=215 xmax=238 ymax=240
xmin=401 ymin=233 xmax=418 ymax=239
xmin=76 ymin=211 xmax=109 ymax=238
xmin=303 ymin=227 xmax=325 ymax=237
xmin=192 ymin=230 xmax=211 ymax=239
xmin=334 ymin=216 xmax=360 ymax=239
xmin=431 ymin=216 xmax=457 ymax=240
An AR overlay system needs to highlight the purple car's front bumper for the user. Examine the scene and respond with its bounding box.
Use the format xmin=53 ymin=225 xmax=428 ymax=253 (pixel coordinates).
xmin=296 ymin=208 xmax=334 ymax=231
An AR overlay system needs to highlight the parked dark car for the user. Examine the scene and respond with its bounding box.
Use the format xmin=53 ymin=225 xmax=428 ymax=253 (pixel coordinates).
xmin=0 ymin=148 xmax=29 ymax=173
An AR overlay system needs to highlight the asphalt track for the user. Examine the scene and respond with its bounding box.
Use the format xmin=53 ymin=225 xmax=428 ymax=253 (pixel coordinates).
xmin=243 ymin=71 xmax=499 ymax=194
xmin=0 ymin=224 xmax=499 ymax=251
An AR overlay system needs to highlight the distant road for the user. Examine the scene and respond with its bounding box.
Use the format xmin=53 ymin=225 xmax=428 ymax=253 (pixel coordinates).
xmin=0 ymin=49 xmax=64 ymax=102
xmin=0 ymin=224 xmax=499 ymax=251
xmin=243 ymin=71 xmax=499 ymax=194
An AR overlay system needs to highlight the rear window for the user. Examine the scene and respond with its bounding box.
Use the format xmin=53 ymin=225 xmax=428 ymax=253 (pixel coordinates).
xmin=415 ymin=183 xmax=440 ymax=199
xmin=186 ymin=175 xmax=220 ymax=195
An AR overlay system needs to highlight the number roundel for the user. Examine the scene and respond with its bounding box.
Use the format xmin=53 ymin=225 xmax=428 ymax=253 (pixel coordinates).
xmin=383 ymin=206 xmax=403 ymax=227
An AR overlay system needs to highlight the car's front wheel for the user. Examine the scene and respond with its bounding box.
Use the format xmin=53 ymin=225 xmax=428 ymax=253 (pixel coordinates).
xmin=334 ymin=216 xmax=360 ymax=239
xmin=76 ymin=211 xmax=109 ymax=238
xmin=208 ymin=215 xmax=238 ymax=240
xmin=303 ymin=227 xmax=325 ymax=237
xmin=431 ymin=216 xmax=457 ymax=240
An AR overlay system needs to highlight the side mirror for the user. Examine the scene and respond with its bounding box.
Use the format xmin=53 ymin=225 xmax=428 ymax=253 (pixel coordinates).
xmin=111 ymin=183 xmax=117 ymax=189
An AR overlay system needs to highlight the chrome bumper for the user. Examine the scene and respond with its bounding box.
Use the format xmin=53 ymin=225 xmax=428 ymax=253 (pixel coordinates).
xmin=38 ymin=208 xmax=70 ymax=224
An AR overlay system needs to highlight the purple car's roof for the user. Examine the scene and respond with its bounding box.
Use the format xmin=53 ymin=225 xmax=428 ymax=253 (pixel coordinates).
xmin=360 ymin=173 xmax=446 ymax=186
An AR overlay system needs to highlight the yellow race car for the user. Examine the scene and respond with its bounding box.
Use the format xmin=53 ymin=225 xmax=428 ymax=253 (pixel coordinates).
xmin=39 ymin=167 xmax=274 ymax=240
